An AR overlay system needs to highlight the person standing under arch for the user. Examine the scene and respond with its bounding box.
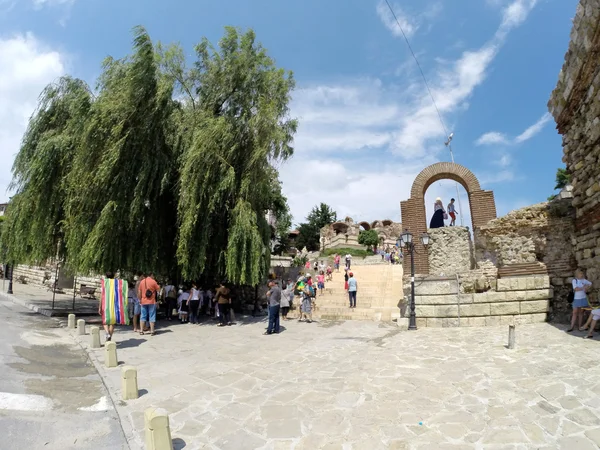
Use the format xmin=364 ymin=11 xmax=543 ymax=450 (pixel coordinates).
xmin=430 ymin=197 xmax=446 ymax=229
xmin=447 ymin=198 xmax=458 ymax=226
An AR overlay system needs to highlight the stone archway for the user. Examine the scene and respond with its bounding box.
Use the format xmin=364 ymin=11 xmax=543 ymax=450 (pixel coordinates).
xmin=400 ymin=162 xmax=497 ymax=274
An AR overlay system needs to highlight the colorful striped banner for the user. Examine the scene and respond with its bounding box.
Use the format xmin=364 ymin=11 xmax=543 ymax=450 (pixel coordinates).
xmin=100 ymin=278 xmax=129 ymax=325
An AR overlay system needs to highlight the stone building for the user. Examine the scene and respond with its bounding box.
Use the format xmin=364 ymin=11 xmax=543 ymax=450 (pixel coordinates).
xmin=548 ymin=0 xmax=600 ymax=288
xmin=319 ymin=217 xmax=402 ymax=251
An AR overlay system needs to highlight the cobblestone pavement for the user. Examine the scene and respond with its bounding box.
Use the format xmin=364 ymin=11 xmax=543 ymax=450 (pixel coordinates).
xmin=63 ymin=313 xmax=600 ymax=450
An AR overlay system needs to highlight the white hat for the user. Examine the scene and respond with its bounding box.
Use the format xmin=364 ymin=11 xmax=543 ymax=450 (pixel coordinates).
xmin=435 ymin=197 xmax=442 ymax=202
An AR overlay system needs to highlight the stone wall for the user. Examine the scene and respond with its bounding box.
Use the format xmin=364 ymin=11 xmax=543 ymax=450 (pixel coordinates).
xmin=548 ymin=0 xmax=600 ymax=293
xmin=427 ymin=227 xmax=473 ymax=276
xmin=474 ymin=198 xmax=577 ymax=322
xmin=411 ymin=274 xmax=552 ymax=327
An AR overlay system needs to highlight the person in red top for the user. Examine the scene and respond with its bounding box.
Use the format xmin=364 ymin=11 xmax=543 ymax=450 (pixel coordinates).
xmin=138 ymin=273 xmax=160 ymax=336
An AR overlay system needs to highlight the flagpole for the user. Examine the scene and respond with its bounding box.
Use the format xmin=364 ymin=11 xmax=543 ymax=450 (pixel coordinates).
xmin=445 ymin=134 xmax=464 ymax=227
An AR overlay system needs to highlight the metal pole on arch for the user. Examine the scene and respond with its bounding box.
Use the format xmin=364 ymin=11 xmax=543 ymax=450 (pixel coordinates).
xmin=444 ymin=133 xmax=464 ymax=227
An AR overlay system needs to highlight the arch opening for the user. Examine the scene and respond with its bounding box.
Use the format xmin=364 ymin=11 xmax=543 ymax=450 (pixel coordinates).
xmin=359 ymin=221 xmax=371 ymax=231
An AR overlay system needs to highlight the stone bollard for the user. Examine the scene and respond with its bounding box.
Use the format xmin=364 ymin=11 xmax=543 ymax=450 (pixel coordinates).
xmin=90 ymin=326 xmax=101 ymax=348
xmin=77 ymin=319 xmax=86 ymax=336
xmin=105 ymin=341 xmax=118 ymax=368
xmin=121 ymin=366 xmax=139 ymax=400
xmin=508 ymin=325 xmax=516 ymax=349
xmin=144 ymin=408 xmax=173 ymax=450
xmin=68 ymin=314 xmax=76 ymax=329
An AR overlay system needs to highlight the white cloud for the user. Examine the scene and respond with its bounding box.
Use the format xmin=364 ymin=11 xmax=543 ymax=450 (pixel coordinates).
xmin=476 ymin=132 xmax=509 ymax=146
xmin=32 ymin=0 xmax=74 ymax=7
xmin=376 ymin=1 xmax=419 ymax=39
xmin=475 ymin=112 xmax=551 ymax=146
xmin=514 ymin=112 xmax=552 ymax=143
xmin=284 ymin=0 xmax=539 ymax=225
xmin=0 ymin=33 xmax=65 ymax=202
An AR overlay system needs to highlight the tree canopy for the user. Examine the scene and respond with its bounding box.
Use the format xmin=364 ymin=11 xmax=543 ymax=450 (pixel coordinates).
xmin=358 ymin=229 xmax=379 ymax=250
xmin=554 ymin=167 xmax=570 ymax=190
xmin=295 ymin=203 xmax=337 ymax=251
xmin=3 ymin=26 xmax=296 ymax=286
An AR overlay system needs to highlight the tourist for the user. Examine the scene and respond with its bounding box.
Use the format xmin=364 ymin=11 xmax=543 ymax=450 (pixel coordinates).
xmin=215 ymin=281 xmax=232 ymax=327
xmin=188 ymin=283 xmax=201 ymax=324
xmin=138 ymin=272 xmax=160 ymax=336
xmin=264 ymin=280 xmax=282 ymax=334
xmin=298 ymin=276 xmax=313 ymax=323
xmin=567 ymin=269 xmax=592 ymax=332
xmin=344 ymin=268 xmax=349 ymax=291
xmin=164 ymin=281 xmax=176 ymax=321
xmin=345 ymin=253 xmax=352 ymax=270
xmin=334 ymin=253 xmax=341 ymax=272
xmin=313 ymin=260 xmax=319 ymax=272
xmin=317 ymin=270 xmax=325 ymax=295
xmin=430 ymin=197 xmax=446 ymax=228
xmin=448 ymin=198 xmax=458 ymax=226
xmin=281 ymin=282 xmax=291 ymax=321
xmin=205 ymin=287 xmax=215 ymax=318
xmin=127 ymin=281 xmax=141 ymax=333
xmin=348 ymin=272 xmax=357 ymax=308
xmin=177 ymin=285 xmax=189 ymax=323
xmin=583 ymin=308 xmax=600 ymax=339
xmin=99 ymin=272 xmax=117 ymax=341
xmin=286 ymin=278 xmax=294 ymax=310
xmin=319 ymin=260 xmax=325 ymax=273
xmin=326 ymin=265 xmax=333 ymax=282
xmin=305 ymin=260 xmax=311 ymax=271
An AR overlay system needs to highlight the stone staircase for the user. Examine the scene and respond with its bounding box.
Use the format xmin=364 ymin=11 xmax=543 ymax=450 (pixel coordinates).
xmin=291 ymin=264 xmax=403 ymax=321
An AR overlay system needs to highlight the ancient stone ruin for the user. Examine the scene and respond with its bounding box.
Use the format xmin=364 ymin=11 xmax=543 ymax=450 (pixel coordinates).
xmin=320 ymin=217 xmax=402 ymax=251
xmin=399 ymin=160 xmax=579 ymax=326
xmin=548 ymin=0 xmax=600 ymax=291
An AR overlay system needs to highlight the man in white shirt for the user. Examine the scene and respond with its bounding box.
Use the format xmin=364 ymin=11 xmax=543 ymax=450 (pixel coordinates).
xmin=345 ymin=254 xmax=352 ymax=270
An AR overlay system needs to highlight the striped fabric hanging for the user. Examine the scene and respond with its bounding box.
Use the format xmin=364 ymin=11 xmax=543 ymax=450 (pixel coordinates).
xmin=100 ymin=278 xmax=129 ymax=325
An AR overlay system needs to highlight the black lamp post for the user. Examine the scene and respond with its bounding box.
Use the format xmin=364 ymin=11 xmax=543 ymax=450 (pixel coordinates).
xmin=7 ymin=262 xmax=13 ymax=295
xmin=398 ymin=230 xmax=430 ymax=330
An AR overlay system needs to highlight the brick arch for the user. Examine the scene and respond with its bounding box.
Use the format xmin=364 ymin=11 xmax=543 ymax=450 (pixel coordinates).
xmin=410 ymin=162 xmax=481 ymax=199
xmin=400 ymin=162 xmax=497 ymax=275
xmin=358 ymin=221 xmax=371 ymax=231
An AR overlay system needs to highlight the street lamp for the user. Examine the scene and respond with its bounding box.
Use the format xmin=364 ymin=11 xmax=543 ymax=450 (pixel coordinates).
xmin=398 ymin=230 xmax=430 ymax=330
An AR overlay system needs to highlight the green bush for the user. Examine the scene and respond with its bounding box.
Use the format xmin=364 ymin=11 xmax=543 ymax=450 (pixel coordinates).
xmin=322 ymin=248 xmax=370 ymax=258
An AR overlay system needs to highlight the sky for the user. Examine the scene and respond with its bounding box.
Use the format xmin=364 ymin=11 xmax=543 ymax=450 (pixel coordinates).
xmin=0 ymin=0 xmax=578 ymax=231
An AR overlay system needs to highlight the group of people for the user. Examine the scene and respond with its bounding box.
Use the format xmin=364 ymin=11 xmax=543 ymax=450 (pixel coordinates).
xmin=378 ymin=246 xmax=402 ymax=264
xmin=430 ymin=197 xmax=458 ymax=229
xmin=99 ymin=272 xmax=235 ymax=342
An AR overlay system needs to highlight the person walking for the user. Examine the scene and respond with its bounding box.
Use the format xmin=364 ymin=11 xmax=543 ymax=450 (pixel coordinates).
xmin=127 ymin=282 xmax=141 ymax=333
xmin=264 ymin=280 xmax=282 ymax=334
xmin=334 ymin=254 xmax=341 ymax=272
xmin=347 ymin=272 xmax=357 ymax=308
xmin=567 ymin=269 xmax=592 ymax=332
xmin=164 ymin=281 xmax=176 ymax=321
xmin=345 ymin=253 xmax=352 ymax=270
xmin=447 ymin=198 xmax=458 ymax=226
xmin=215 ymin=281 xmax=232 ymax=327
xmin=188 ymin=283 xmax=201 ymax=324
xmin=137 ymin=273 xmax=160 ymax=336
xmin=99 ymin=272 xmax=129 ymax=342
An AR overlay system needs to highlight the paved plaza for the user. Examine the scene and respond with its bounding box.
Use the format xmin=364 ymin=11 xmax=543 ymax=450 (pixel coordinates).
xmin=64 ymin=310 xmax=600 ymax=449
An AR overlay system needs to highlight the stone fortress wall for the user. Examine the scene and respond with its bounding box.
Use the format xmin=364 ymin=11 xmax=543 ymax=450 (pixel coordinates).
xmin=548 ymin=0 xmax=600 ymax=291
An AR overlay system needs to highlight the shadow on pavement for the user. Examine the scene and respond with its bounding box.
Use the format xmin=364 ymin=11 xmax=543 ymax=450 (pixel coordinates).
xmin=117 ymin=338 xmax=146 ymax=349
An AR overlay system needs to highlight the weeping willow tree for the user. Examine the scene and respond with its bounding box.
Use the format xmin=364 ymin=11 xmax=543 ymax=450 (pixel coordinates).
xmin=4 ymin=26 xmax=295 ymax=285
xmin=164 ymin=27 xmax=297 ymax=285
xmin=2 ymin=77 xmax=92 ymax=264
xmin=64 ymin=26 xmax=179 ymax=275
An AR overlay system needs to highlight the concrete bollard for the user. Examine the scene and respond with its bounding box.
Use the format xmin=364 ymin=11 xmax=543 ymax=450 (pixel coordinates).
xmin=90 ymin=326 xmax=101 ymax=348
xmin=144 ymin=408 xmax=173 ymax=450
xmin=77 ymin=319 xmax=86 ymax=335
xmin=68 ymin=314 xmax=76 ymax=329
xmin=105 ymin=341 xmax=118 ymax=368
xmin=508 ymin=325 xmax=516 ymax=349
xmin=121 ymin=366 xmax=139 ymax=400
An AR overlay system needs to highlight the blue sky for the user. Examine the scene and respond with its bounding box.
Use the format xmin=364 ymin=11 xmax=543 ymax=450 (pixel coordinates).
xmin=0 ymin=0 xmax=577 ymax=229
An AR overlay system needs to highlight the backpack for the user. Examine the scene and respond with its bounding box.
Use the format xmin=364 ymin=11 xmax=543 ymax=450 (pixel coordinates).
xmin=167 ymin=288 xmax=177 ymax=299
xmin=307 ymin=285 xmax=316 ymax=298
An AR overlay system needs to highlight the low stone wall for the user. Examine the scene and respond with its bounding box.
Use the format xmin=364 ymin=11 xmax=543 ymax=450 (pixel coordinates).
xmin=410 ymin=274 xmax=551 ymax=327
xmin=13 ymin=264 xmax=102 ymax=292
xmin=427 ymin=227 xmax=473 ymax=276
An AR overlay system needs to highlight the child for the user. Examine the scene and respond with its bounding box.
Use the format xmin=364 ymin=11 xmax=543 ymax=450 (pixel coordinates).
xmin=567 ymin=269 xmax=592 ymax=332
xmin=344 ymin=268 xmax=349 ymax=291
xmin=317 ymin=270 xmax=325 ymax=295
xmin=326 ymin=265 xmax=333 ymax=282
xmin=178 ymin=287 xmax=190 ymax=323
xmin=447 ymin=198 xmax=458 ymax=226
